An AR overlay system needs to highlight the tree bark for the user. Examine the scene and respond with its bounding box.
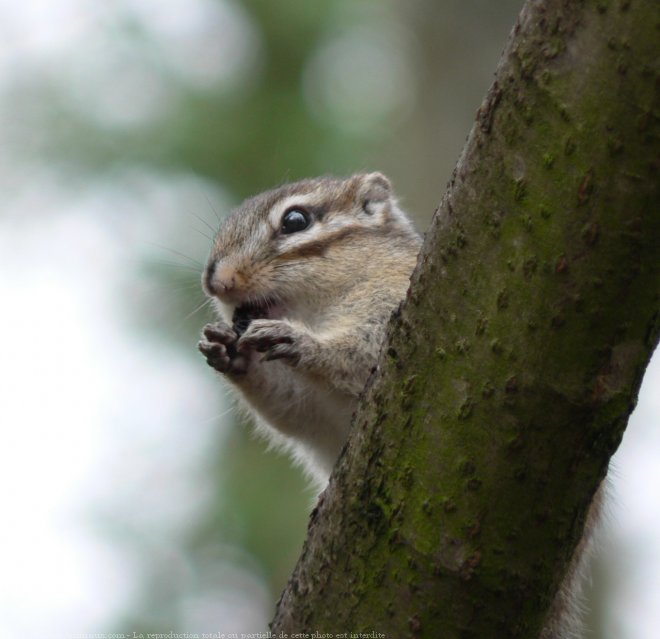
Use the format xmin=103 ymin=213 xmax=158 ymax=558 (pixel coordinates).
xmin=272 ymin=1 xmax=659 ymax=637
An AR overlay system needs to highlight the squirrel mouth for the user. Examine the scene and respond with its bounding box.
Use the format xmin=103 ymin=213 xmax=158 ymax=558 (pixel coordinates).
xmin=232 ymin=298 xmax=278 ymax=336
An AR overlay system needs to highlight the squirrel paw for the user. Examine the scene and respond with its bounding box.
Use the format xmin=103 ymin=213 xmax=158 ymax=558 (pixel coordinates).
xmin=237 ymin=319 xmax=312 ymax=366
xmin=198 ymin=321 xmax=248 ymax=375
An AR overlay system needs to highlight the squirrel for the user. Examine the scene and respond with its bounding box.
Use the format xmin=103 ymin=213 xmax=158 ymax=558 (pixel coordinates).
xmin=198 ymin=172 xmax=422 ymax=486
xmin=198 ymin=171 xmax=599 ymax=637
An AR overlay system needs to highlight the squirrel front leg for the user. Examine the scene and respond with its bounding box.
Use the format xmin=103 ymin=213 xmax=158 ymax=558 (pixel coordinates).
xmin=237 ymin=319 xmax=379 ymax=396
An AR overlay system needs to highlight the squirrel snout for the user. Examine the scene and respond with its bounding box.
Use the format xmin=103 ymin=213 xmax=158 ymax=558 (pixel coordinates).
xmin=203 ymin=259 xmax=241 ymax=299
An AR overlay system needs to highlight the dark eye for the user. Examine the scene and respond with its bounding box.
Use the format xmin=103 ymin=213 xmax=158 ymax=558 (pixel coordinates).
xmin=281 ymin=208 xmax=310 ymax=234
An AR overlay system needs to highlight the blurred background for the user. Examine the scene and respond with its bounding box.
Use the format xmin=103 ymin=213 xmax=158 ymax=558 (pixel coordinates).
xmin=0 ymin=1 xmax=657 ymax=637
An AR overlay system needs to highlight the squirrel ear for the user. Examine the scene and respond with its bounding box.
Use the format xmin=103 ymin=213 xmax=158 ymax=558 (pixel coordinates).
xmin=356 ymin=172 xmax=393 ymax=213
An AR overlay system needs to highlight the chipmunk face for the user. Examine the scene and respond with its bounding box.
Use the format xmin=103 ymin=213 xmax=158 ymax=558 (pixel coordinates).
xmin=202 ymin=172 xmax=417 ymax=323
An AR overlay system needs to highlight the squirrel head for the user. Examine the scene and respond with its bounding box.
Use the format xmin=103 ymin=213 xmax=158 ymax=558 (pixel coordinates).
xmin=202 ymin=172 xmax=419 ymax=320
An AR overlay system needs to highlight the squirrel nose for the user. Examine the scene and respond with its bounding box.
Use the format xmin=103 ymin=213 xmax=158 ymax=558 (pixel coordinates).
xmin=203 ymin=259 xmax=238 ymax=298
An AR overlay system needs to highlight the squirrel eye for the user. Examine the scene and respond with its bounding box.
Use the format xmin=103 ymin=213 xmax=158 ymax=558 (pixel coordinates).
xmin=281 ymin=208 xmax=310 ymax=234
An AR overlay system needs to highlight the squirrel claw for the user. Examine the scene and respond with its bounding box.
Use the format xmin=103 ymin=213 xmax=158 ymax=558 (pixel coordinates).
xmin=203 ymin=321 xmax=237 ymax=345
xmin=199 ymin=323 xmax=247 ymax=375
xmin=238 ymin=319 xmax=304 ymax=366
xmin=261 ymin=343 xmax=301 ymax=365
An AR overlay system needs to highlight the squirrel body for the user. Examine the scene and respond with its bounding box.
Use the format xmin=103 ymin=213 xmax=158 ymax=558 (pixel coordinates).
xmin=199 ymin=172 xmax=421 ymax=484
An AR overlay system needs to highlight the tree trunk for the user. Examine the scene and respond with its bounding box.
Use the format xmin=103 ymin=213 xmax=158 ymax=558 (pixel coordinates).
xmin=272 ymin=1 xmax=659 ymax=637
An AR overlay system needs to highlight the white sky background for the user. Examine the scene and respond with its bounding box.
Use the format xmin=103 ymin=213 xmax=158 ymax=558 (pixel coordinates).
xmin=0 ymin=2 xmax=657 ymax=638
